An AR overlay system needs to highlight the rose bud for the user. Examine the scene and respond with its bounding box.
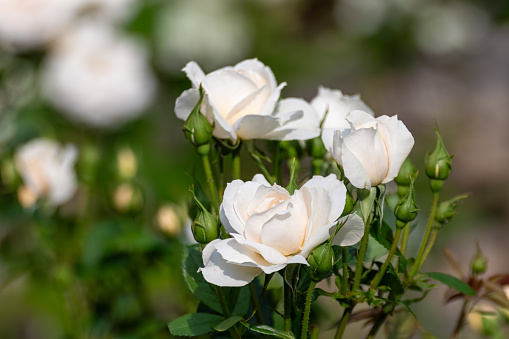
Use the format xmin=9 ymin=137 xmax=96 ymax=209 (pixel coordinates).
xmin=192 ymin=207 xmax=219 ymax=244
xmin=394 ymin=157 xmax=417 ymax=198
xmin=183 ymin=88 xmax=213 ymax=156
xmin=394 ymin=176 xmax=419 ymax=228
xmin=435 ymin=194 xmax=469 ymax=224
xmin=425 ymin=128 xmax=453 ymax=192
xmin=471 ymin=244 xmax=487 ymax=275
xmin=308 ymin=242 xmax=334 ymax=282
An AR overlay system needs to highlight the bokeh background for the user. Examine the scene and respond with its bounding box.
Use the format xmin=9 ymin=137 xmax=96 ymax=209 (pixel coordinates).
xmin=1 ymin=0 xmax=508 ymax=338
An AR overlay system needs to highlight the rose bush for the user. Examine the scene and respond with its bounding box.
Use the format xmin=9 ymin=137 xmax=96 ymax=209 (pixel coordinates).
xmin=175 ymin=59 xmax=320 ymax=142
xmin=322 ymin=110 xmax=414 ymax=189
xmin=199 ymin=174 xmax=364 ymax=287
xmin=15 ymin=138 xmax=78 ymax=207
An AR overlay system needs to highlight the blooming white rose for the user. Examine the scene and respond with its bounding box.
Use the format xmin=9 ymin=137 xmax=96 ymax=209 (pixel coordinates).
xmin=311 ymin=86 xmax=374 ymax=130
xmin=42 ymin=20 xmax=156 ymax=129
xmin=175 ymin=59 xmax=320 ymax=142
xmin=0 ymin=0 xmax=84 ymax=50
xmin=199 ymin=174 xmax=364 ymax=287
xmin=15 ymin=138 xmax=78 ymax=207
xmin=322 ymin=110 xmax=414 ymax=189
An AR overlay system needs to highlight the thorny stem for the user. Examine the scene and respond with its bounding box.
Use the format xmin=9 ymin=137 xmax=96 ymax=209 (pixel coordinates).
xmin=301 ymin=280 xmax=317 ymax=339
xmin=409 ymin=192 xmax=440 ymax=279
xmin=341 ymin=247 xmax=349 ymax=295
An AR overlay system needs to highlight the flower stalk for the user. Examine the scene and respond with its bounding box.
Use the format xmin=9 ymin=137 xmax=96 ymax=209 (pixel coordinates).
xmin=302 ymin=280 xmax=317 ymax=339
xmin=371 ymin=226 xmax=403 ymax=291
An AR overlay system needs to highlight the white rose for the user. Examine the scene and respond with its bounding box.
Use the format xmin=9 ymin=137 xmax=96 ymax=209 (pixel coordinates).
xmin=322 ymin=110 xmax=414 ymax=189
xmin=311 ymin=86 xmax=373 ymax=130
xmin=15 ymin=138 xmax=78 ymax=207
xmin=42 ymin=20 xmax=156 ymax=129
xmin=199 ymin=174 xmax=364 ymax=287
xmin=0 ymin=0 xmax=82 ymax=50
xmin=175 ymin=59 xmax=320 ymax=142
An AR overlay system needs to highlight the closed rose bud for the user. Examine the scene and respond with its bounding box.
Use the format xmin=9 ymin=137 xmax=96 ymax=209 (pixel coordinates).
xmin=192 ymin=208 xmax=219 ymax=244
xmin=394 ymin=177 xmax=419 ymax=227
xmin=308 ymin=242 xmax=334 ymax=281
xmin=425 ymin=128 xmax=452 ymax=192
xmin=183 ymin=88 xmax=213 ymax=155
xmin=394 ymin=157 xmax=417 ymax=198
xmin=435 ymin=194 xmax=469 ymax=224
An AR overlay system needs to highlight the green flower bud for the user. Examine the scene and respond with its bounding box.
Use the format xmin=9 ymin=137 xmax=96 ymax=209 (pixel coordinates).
xmin=394 ymin=157 xmax=417 ymax=198
xmin=395 ymin=157 xmax=417 ymax=186
xmin=394 ymin=176 xmax=418 ymax=226
xmin=435 ymin=194 xmax=469 ymax=224
xmin=183 ymin=88 xmax=213 ymax=155
xmin=308 ymin=242 xmax=334 ymax=281
xmin=192 ymin=208 xmax=219 ymax=244
xmin=470 ymin=242 xmax=487 ymax=275
xmin=340 ymin=190 xmax=355 ymax=217
xmin=425 ymin=128 xmax=452 ymax=191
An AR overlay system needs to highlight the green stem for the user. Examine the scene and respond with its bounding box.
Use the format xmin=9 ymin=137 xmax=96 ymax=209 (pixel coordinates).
xmin=371 ymin=227 xmax=403 ymax=290
xmin=334 ymin=306 xmax=354 ymax=339
xmin=399 ymin=223 xmax=410 ymax=256
xmin=284 ymin=282 xmax=292 ymax=331
xmin=366 ymin=312 xmax=388 ymax=339
xmin=202 ymin=154 xmax=219 ymax=215
xmin=302 ymin=281 xmax=317 ymax=339
xmin=422 ymin=229 xmax=437 ymax=268
xmin=409 ymin=192 xmax=440 ymax=279
xmin=352 ymin=218 xmax=371 ymax=292
xmin=232 ymin=146 xmax=241 ymax=180
xmin=271 ymin=141 xmax=282 ymax=183
xmin=215 ymin=286 xmax=241 ymax=339
xmin=341 ymin=247 xmax=349 ymax=295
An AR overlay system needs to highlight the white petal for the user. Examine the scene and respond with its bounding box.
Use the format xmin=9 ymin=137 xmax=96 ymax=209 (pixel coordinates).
xmin=346 ymin=110 xmax=377 ymax=129
xmin=244 ymin=197 xmax=290 ymax=243
xmin=260 ymin=190 xmax=309 ymax=256
xmin=220 ymin=179 xmax=255 ymax=234
xmin=252 ymin=173 xmax=271 ymax=185
xmin=332 ymin=214 xmax=365 ymax=246
xmin=231 ymin=233 xmax=288 ymax=265
xmin=215 ymin=238 xmax=272 ymax=267
xmin=200 ymin=245 xmax=262 ymax=287
xmin=174 ymin=88 xmax=200 ymax=121
xmin=302 ymin=174 xmax=346 ymax=224
xmin=234 ymin=58 xmax=277 ymax=91
xmin=299 ymin=220 xmax=337 ymax=258
xmin=182 ymin=61 xmax=206 ymax=88
xmin=233 ymin=114 xmax=284 ymax=140
xmin=263 ymin=98 xmax=321 ymax=140
xmin=342 ymin=127 xmax=388 ymax=188
xmin=376 ymin=115 xmax=415 ymax=183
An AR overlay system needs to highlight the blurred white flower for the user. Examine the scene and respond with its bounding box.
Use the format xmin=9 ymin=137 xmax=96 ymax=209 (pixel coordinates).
xmin=175 ymin=59 xmax=319 ymax=142
xmin=0 ymin=0 xmax=82 ymax=50
xmin=322 ymin=110 xmax=414 ymax=189
xmin=155 ymin=0 xmax=252 ymax=72
xmin=15 ymin=138 xmax=78 ymax=207
xmin=43 ymin=21 xmax=156 ymax=129
xmin=200 ymin=174 xmax=364 ymax=286
xmin=79 ymin=0 xmax=138 ymax=23
xmin=311 ymin=86 xmax=373 ymax=130
xmin=415 ymin=3 xmax=490 ymax=56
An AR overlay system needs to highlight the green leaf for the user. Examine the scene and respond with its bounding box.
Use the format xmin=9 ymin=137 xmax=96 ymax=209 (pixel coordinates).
xmin=242 ymin=323 xmax=296 ymax=339
xmin=424 ymin=272 xmax=476 ymax=296
xmin=168 ymin=313 xmax=224 ymax=336
xmin=213 ymin=316 xmax=243 ymax=332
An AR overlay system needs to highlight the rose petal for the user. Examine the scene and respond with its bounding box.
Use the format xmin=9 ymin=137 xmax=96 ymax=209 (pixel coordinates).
xmin=221 ymin=179 xmax=261 ymax=235
xmin=200 ymin=246 xmax=262 ymax=287
xmin=174 ymin=88 xmax=199 ymax=121
xmin=182 ymin=61 xmax=206 ymax=88
xmin=233 ymin=114 xmax=287 ymax=140
xmin=260 ymin=190 xmax=309 ymax=256
xmin=231 ymin=233 xmax=288 ymax=265
xmin=332 ymin=214 xmax=365 ymax=246
xmin=376 ymin=115 xmax=415 ymax=183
